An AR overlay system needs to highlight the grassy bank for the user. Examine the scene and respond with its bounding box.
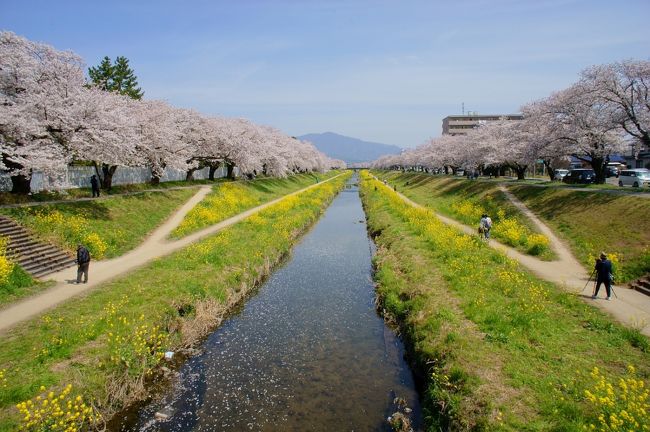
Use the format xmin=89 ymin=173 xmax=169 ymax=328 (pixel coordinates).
xmin=372 ymin=171 xmax=554 ymax=259
xmin=171 ymin=171 xmax=335 ymax=238
xmin=360 ymin=171 xmax=649 ymax=431
xmin=0 ymin=189 xmax=198 ymax=260
xmin=0 ymin=177 xmax=227 ymax=206
xmin=0 ymin=173 xmax=336 ymax=306
xmin=0 ymin=172 xmax=350 ymax=432
xmin=509 ymin=185 xmax=650 ymax=282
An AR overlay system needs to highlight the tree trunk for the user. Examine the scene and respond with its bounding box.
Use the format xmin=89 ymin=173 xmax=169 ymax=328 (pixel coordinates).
xmin=2 ymin=155 xmax=32 ymax=194
xmin=208 ymin=164 xmax=219 ymax=180
xmin=10 ymin=173 xmax=31 ymax=194
xmin=544 ymin=160 xmax=556 ymax=181
xmin=226 ymin=162 xmax=235 ymax=180
xmin=515 ymin=165 xmax=527 ymax=180
xmin=151 ymin=174 xmax=161 ymax=186
xmin=589 ymin=156 xmax=607 ymax=184
xmin=186 ymin=167 xmax=197 ymax=181
xmin=94 ymin=163 xmax=118 ymax=190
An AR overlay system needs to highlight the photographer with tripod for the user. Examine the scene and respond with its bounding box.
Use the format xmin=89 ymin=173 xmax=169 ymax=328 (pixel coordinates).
xmin=592 ymin=252 xmax=613 ymax=300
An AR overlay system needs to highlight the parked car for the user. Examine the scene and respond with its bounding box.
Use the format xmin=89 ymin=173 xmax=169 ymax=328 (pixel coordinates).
xmin=562 ymin=169 xmax=595 ymax=184
xmin=554 ymin=169 xmax=569 ymax=181
xmin=618 ymin=168 xmax=650 ymax=187
xmin=605 ymin=166 xmax=620 ymax=178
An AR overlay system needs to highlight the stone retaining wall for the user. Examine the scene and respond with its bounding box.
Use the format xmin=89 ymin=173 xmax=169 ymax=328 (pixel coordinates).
xmin=0 ymin=165 xmax=230 ymax=192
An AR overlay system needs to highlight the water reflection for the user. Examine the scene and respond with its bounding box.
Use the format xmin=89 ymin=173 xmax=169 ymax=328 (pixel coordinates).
xmin=120 ymin=174 xmax=421 ymax=431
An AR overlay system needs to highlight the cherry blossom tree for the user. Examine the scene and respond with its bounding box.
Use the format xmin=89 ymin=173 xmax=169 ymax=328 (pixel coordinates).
xmin=132 ymin=100 xmax=195 ymax=185
xmin=2 ymin=32 xmax=339 ymax=193
xmin=581 ymin=60 xmax=650 ymax=150
xmin=70 ymin=87 xmax=141 ymax=189
xmin=546 ymin=85 xmax=625 ymax=183
xmin=0 ymin=31 xmax=86 ymax=193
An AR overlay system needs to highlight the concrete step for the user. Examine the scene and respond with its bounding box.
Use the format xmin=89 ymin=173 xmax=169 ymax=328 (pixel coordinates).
xmin=0 ymin=215 xmax=79 ymax=279
xmin=11 ymin=243 xmax=58 ymax=257
xmin=7 ymin=241 xmax=47 ymax=256
xmin=638 ymin=279 xmax=650 ymax=290
xmin=632 ymin=284 xmax=650 ymax=297
xmin=0 ymin=226 xmax=27 ymax=235
xmin=1 ymin=232 xmax=29 ymax=242
xmin=17 ymin=253 xmax=75 ymax=269
xmin=19 ymin=254 xmax=75 ymax=271
xmin=29 ymin=261 xmax=77 ymax=278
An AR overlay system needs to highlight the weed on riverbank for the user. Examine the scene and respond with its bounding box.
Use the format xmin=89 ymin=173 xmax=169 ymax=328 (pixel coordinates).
xmin=360 ymin=171 xmax=649 ymax=431
xmin=509 ymin=185 xmax=650 ymax=282
xmin=0 ymin=173 xmax=350 ymax=431
xmin=171 ymin=172 xmax=334 ymax=238
xmin=0 ymin=189 xmax=198 ymax=260
xmin=372 ymin=171 xmax=554 ymax=260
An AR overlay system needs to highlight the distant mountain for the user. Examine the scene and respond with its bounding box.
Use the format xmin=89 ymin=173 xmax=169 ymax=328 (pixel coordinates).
xmin=297 ymin=132 xmax=402 ymax=164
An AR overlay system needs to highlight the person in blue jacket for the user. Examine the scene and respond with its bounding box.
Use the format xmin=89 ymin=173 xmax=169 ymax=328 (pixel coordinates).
xmin=592 ymin=252 xmax=613 ymax=300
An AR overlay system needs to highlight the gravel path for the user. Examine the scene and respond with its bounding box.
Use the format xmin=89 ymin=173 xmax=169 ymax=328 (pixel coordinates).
xmin=393 ymin=183 xmax=650 ymax=336
xmin=0 ymin=176 xmax=340 ymax=333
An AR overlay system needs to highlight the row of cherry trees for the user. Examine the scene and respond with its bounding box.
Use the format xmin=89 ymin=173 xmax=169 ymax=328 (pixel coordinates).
xmin=0 ymin=32 xmax=344 ymax=194
xmin=373 ymin=60 xmax=650 ymax=183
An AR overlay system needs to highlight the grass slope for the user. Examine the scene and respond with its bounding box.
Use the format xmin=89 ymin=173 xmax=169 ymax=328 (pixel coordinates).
xmin=0 ymin=173 xmax=350 ymax=431
xmin=171 ymin=172 xmax=335 ymax=238
xmin=372 ymin=171 xmax=555 ymax=259
xmin=0 ymin=189 xmax=198 ymax=259
xmin=509 ymin=185 xmax=650 ymax=282
xmin=360 ymin=172 xmax=649 ymax=431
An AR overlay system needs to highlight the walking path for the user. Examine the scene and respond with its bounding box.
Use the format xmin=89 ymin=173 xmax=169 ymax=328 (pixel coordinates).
xmin=389 ymin=182 xmax=650 ymax=336
xmin=0 ymin=175 xmax=341 ymax=333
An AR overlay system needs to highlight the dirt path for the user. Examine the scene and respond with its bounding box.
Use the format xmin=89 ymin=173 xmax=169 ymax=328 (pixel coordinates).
xmin=390 ymin=182 xmax=650 ymax=336
xmin=0 ymin=176 xmax=340 ymax=333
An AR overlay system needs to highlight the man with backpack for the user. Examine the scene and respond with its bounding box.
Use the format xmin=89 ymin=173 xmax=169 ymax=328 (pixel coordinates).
xmin=479 ymin=214 xmax=493 ymax=240
xmin=76 ymin=244 xmax=91 ymax=284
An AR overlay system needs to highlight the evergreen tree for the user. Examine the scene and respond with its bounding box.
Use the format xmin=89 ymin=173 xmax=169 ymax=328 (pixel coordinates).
xmin=87 ymin=56 xmax=113 ymax=92
xmin=87 ymin=55 xmax=144 ymax=190
xmin=87 ymin=55 xmax=143 ymax=99
xmin=112 ymin=56 xmax=143 ymax=100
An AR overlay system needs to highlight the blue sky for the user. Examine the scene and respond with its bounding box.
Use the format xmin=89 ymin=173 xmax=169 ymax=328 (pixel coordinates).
xmin=1 ymin=0 xmax=649 ymax=148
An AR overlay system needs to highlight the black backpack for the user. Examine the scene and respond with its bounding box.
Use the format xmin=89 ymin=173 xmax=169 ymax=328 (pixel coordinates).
xmin=78 ymin=247 xmax=90 ymax=263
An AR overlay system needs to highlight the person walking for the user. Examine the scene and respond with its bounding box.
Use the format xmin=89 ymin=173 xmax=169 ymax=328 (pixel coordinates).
xmin=76 ymin=244 xmax=91 ymax=284
xmin=479 ymin=214 xmax=492 ymax=240
xmin=90 ymin=175 xmax=100 ymax=197
xmin=592 ymin=252 xmax=613 ymax=300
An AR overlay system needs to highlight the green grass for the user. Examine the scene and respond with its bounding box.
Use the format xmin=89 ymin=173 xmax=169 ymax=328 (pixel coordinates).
xmin=509 ymin=185 xmax=650 ymax=282
xmin=0 ymin=266 xmax=40 ymax=305
xmin=372 ymin=171 xmax=556 ymax=259
xmin=0 ymin=172 xmax=351 ymax=431
xmin=171 ymin=171 xmax=338 ymax=238
xmin=0 ymin=188 xmax=198 ymax=259
xmin=360 ymin=172 xmax=650 ymax=431
xmin=0 ymin=177 xmax=227 ymax=206
xmin=0 ymin=189 xmax=197 ymax=307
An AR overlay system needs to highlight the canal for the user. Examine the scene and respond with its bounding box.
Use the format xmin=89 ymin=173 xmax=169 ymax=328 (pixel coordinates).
xmin=120 ymin=175 xmax=422 ymax=431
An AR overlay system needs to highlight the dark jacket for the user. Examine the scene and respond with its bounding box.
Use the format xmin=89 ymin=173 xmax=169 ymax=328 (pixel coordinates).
xmin=595 ymin=258 xmax=612 ymax=281
xmin=77 ymin=246 xmax=91 ymax=264
xmin=90 ymin=176 xmax=99 ymax=189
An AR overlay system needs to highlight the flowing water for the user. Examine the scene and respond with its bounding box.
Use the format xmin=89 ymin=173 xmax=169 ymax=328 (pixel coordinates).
xmin=117 ymin=175 xmax=422 ymax=431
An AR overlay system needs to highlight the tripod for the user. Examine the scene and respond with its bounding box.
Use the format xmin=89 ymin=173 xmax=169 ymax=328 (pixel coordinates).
xmin=587 ymin=272 xmax=619 ymax=299
xmin=580 ymin=270 xmax=596 ymax=294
